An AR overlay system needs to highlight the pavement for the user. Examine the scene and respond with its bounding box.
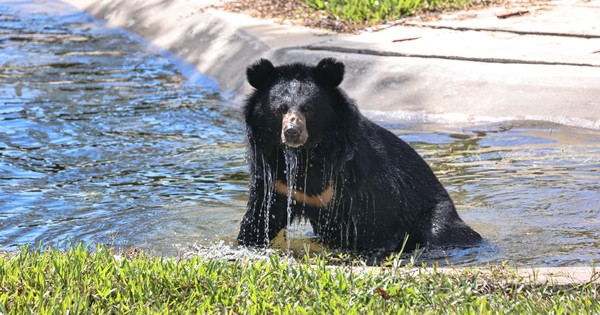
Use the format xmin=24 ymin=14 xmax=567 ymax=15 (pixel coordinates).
xmin=61 ymin=0 xmax=600 ymax=129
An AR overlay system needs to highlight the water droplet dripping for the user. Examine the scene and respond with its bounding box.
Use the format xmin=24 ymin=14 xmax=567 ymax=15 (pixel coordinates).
xmin=284 ymin=147 xmax=298 ymax=251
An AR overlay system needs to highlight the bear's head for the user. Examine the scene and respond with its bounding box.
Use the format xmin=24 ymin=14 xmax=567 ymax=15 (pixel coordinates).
xmin=245 ymin=58 xmax=347 ymax=149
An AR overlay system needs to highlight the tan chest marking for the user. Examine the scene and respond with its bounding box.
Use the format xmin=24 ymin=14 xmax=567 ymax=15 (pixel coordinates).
xmin=275 ymin=180 xmax=334 ymax=208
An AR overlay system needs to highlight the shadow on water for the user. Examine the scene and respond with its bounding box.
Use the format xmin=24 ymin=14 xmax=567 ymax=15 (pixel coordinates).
xmin=1 ymin=2 xmax=599 ymax=266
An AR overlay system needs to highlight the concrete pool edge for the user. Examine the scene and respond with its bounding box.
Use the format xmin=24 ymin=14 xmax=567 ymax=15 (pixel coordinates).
xmin=61 ymin=0 xmax=599 ymax=129
xmin=322 ymin=264 xmax=600 ymax=285
xmin=391 ymin=266 xmax=600 ymax=286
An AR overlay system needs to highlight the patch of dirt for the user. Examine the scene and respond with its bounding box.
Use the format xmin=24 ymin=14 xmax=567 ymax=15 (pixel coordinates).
xmin=215 ymin=0 xmax=509 ymax=33
xmin=217 ymin=0 xmax=359 ymax=33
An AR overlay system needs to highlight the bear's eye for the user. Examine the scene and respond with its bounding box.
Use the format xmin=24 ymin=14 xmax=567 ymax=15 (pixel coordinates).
xmin=277 ymin=104 xmax=289 ymax=115
xmin=300 ymin=105 xmax=313 ymax=115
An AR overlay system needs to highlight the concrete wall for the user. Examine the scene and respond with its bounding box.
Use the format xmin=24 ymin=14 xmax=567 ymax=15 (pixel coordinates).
xmin=62 ymin=0 xmax=600 ymax=129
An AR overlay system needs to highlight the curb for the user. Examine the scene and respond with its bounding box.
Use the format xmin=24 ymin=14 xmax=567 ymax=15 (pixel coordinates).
xmin=430 ymin=266 xmax=599 ymax=285
xmin=344 ymin=265 xmax=600 ymax=285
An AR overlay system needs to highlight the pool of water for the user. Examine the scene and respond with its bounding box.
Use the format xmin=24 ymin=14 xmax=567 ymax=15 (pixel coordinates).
xmin=390 ymin=122 xmax=600 ymax=266
xmin=1 ymin=1 xmax=598 ymax=267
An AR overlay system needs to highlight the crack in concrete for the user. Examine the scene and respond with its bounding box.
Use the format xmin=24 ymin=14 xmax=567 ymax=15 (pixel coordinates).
xmin=403 ymin=22 xmax=600 ymax=39
xmin=300 ymin=45 xmax=600 ymax=68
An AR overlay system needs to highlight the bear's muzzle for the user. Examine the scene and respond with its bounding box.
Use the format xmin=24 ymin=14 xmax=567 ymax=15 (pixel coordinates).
xmin=281 ymin=110 xmax=308 ymax=147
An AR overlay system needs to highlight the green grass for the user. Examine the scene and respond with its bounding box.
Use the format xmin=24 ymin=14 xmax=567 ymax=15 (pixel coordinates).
xmin=1 ymin=244 xmax=598 ymax=314
xmin=303 ymin=0 xmax=484 ymax=25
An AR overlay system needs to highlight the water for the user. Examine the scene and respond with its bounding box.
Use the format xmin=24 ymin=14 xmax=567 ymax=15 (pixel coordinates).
xmin=386 ymin=123 xmax=600 ymax=266
xmin=283 ymin=148 xmax=298 ymax=251
xmin=1 ymin=2 xmax=599 ymax=267
xmin=0 ymin=1 xmax=247 ymax=253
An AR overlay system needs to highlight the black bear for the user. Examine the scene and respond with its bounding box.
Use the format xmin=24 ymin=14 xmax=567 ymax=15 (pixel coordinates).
xmin=237 ymin=58 xmax=482 ymax=256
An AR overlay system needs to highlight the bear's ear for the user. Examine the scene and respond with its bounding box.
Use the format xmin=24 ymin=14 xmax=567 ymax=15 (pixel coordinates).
xmin=247 ymin=59 xmax=276 ymax=89
xmin=315 ymin=58 xmax=344 ymax=87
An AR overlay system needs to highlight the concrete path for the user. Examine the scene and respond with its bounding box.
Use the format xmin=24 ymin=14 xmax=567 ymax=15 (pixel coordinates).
xmin=62 ymin=0 xmax=600 ymax=129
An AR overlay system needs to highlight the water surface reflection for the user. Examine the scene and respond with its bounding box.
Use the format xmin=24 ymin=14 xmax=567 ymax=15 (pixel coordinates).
xmin=0 ymin=1 xmax=247 ymax=252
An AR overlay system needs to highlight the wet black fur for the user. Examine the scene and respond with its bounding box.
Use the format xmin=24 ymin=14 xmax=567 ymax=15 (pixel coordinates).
xmin=238 ymin=58 xmax=482 ymax=256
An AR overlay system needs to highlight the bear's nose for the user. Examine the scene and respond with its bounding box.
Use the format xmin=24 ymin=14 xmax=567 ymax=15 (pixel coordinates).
xmin=283 ymin=127 xmax=301 ymax=143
